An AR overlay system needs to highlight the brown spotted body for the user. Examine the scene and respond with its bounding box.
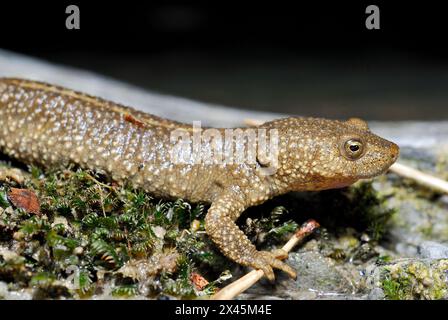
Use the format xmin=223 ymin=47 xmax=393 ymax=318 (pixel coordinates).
xmin=0 ymin=78 xmax=399 ymax=280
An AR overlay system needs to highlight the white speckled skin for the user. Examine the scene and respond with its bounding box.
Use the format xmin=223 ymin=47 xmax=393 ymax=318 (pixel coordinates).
xmin=0 ymin=78 xmax=399 ymax=281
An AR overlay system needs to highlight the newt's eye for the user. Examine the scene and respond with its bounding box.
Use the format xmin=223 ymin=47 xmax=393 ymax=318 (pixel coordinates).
xmin=343 ymin=139 xmax=364 ymax=160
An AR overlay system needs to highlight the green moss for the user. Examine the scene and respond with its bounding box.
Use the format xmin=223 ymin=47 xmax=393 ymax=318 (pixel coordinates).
xmin=242 ymin=205 xmax=299 ymax=247
xmin=0 ymin=187 xmax=9 ymax=208
xmin=258 ymin=181 xmax=396 ymax=243
xmin=381 ymin=260 xmax=448 ymax=300
xmin=0 ymin=167 xmax=222 ymax=299
xmin=347 ymin=182 xmax=396 ymax=241
xmin=158 ymin=255 xmax=195 ymax=298
xmin=376 ymin=255 xmax=392 ymax=265
xmin=111 ymin=284 xmax=139 ymax=298
xmin=382 ymin=277 xmax=410 ymax=300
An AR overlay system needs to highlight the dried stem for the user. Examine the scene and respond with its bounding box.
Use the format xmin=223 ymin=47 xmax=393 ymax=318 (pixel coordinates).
xmin=389 ymin=162 xmax=448 ymax=194
xmin=211 ymin=219 xmax=320 ymax=300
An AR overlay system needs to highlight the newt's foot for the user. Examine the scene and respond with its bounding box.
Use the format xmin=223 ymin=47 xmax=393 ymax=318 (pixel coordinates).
xmin=251 ymin=250 xmax=297 ymax=281
xmin=270 ymin=248 xmax=289 ymax=260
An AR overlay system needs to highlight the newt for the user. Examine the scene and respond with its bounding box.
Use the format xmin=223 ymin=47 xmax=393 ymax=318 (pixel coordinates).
xmin=0 ymin=78 xmax=399 ymax=281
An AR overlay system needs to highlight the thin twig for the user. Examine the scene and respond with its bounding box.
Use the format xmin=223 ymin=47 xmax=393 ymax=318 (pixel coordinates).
xmin=243 ymin=118 xmax=448 ymax=195
xmin=211 ymin=219 xmax=320 ymax=300
xmin=85 ymin=172 xmax=114 ymax=190
xmin=389 ymin=162 xmax=448 ymax=194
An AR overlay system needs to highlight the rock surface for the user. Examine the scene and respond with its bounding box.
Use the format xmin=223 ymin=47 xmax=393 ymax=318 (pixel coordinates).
xmin=418 ymin=241 xmax=448 ymax=259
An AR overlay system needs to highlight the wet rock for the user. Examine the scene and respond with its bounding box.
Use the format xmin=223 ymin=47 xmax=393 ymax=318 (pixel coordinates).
xmin=285 ymin=251 xmax=353 ymax=293
xmin=372 ymin=145 xmax=448 ymax=259
xmin=0 ymin=281 xmax=33 ymax=300
xmin=367 ymin=288 xmax=385 ymax=300
xmin=238 ymin=293 xmax=285 ymax=300
xmin=0 ymin=281 xmax=8 ymax=298
xmin=245 ymin=247 xmax=358 ymax=299
xmin=418 ymin=241 xmax=448 ymax=259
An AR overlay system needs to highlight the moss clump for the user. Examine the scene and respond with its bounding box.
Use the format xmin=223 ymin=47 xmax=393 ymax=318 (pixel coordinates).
xmin=382 ymin=277 xmax=410 ymax=300
xmin=381 ymin=259 xmax=448 ymax=300
xmin=331 ymin=182 xmax=397 ymax=242
xmin=242 ymin=206 xmax=299 ymax=247
xmin=258 ymin=181 xmax=396 ymax=243
xmin=0 ymin=167 xmax=224 ymax=299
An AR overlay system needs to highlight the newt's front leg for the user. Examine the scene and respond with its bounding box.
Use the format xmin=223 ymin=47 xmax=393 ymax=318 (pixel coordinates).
xmin=204 ymin=190 xmax=297 ymax=281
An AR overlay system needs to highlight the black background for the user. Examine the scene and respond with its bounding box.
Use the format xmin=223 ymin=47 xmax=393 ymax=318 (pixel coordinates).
xmin=0 ymin=299 xmax=439 ymax=319
xmin=1 ymin=2 xmax=445 ymax=57
xmin=1 ymin=1 xmax=448 ymax=120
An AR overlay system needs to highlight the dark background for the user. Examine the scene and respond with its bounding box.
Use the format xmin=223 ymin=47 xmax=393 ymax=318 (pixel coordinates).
xmin=1 ymin=1 xmax=448 ymax=120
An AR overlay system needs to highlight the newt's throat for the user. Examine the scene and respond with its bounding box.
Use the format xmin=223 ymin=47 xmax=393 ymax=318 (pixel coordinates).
xmin=317 ymin=178 xmax=359 ymax=190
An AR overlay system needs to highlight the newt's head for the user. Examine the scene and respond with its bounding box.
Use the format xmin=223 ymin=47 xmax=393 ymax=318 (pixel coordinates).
xmin=262 ymin=117 xmax=399 ymax=191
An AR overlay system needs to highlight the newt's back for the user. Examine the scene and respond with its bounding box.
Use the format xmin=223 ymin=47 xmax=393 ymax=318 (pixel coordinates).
xmin=0 ymin=79 xmax=200 ymax=198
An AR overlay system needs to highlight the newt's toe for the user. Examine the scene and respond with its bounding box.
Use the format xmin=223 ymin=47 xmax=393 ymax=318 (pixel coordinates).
xmin=271 ymin=248 xmax=289 ymax=260
xmin=253 ymin=251 xmax=297 ymax=281
xmin=259 ymin=264 xmax=275 ymax=282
